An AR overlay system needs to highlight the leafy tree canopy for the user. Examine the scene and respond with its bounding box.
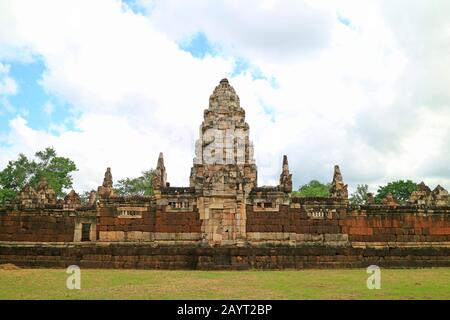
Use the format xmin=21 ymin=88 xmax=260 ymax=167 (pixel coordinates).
xmin=114 ymin=169 xmax=154 ymax=196
xmin=0 ymin=147 xmax=77 ymax=203
xmin=374 ymin=180 xmax=417 ymax=204
xmin=291 ymin=180 xmax=330 ymax=197
xmin=349 ymin=184 xmax=369 ymax=205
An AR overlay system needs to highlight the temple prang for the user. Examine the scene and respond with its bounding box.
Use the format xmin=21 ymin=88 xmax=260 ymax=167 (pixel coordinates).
xmin=1 ymin=78 xmax=450 ymax=269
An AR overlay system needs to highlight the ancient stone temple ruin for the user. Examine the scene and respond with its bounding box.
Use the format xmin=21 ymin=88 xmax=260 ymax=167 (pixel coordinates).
xmin=1 ymin=79 xmax=450 ymax=269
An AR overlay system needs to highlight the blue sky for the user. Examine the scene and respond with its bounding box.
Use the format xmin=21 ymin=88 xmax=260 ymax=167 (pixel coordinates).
xmin=1 ymin=59 xmax=77 ymax=139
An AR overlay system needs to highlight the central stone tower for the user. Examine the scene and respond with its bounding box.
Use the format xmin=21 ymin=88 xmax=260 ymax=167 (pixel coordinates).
xmin=190 ymin=78 xmax=257 ymax=244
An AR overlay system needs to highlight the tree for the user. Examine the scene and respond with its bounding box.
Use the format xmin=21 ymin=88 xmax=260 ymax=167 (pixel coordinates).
xmin=291 ymin=180 xmax=330 ymax=197
xmin=374 ymin=180 xmax=417 ymax=204
xmin=349 ymin=184 xmax=369 ymax=205
xmin=0 ymin=147 xmax=78 ymax=203
xmin=29 ymin=147 xmax=77 ymax=197
xmin=114 ymin=169 xmax=154 ymax=196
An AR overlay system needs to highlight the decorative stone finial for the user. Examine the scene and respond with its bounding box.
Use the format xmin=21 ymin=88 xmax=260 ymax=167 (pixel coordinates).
xmin=152 ymin=152 xmax=168 ymax=191
xmin=329 ymin=165 xmax=348 ymax=200
xmin=279 ymin=155 xmax=292 ymax=193
xmin=98 ymin=167 xmax=114 ymax=198
xmin=102 ymin=167 xmax=113 ymax=188
xmin=220 ymin=78 xmax=229 ymax=85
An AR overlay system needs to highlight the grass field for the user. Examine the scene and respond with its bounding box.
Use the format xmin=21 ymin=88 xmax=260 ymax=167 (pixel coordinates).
xmin=1 ymin=267 xmax=449 ymax=300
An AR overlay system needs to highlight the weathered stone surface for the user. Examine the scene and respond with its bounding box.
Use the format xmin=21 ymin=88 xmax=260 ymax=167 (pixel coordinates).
xmin=279 ymin=155 xmax=292 ymax=193
xmin=329 ymin=165 xmax=348 ymax=201
xmin=1 ymin=243 xmax=449 ymax=270
xmin=16 ymin=184 xmax=38 ymax=205
xmin=187 ymin=79 xmax=258 ymax=245
xmin=35 ymin=177 xmax=57 ymax=205
xmin=64 ymin=190 xmax=81 ymax=206
xmin=152 ymin=152 xmax=168 ymax=194
xmin=98 ymin=167 xmax=114 ymax=198
xmin=382 ymin=192 xmax=398 ymax=208
xmin=432 ymin=185 xmax=450 ymax=206
xmin=409 ymin=181 xmax=433 ymax=205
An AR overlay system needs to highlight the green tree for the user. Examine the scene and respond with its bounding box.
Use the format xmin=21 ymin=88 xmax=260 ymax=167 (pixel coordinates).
xmin=0 ymin=188 xmax=18 ymax=205
xmin=0 ymin=147 xmax=78 ymax=203
xmin=115 ymin=169 xmax=154 ymax=196
xmin=349 ymin=184 xmax=369 ymax=205
xmin=374 ymin=180 xmax=417 ymax=204
xmin=29 ymin=147 xmax=77 ymax=197
xmin=291 ymin=180 xmax=330 ymax=197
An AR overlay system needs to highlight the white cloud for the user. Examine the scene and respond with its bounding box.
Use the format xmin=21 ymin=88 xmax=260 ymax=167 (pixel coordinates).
xmin=0 ymin=62 xmax=18 ymax=114
xmin=146 ymin=0 xmax=334 ymax=62
xmin=0 ymin=0 xmax=449 ymax=196
xmin=0 ymin=63 xmax=18 ymax=96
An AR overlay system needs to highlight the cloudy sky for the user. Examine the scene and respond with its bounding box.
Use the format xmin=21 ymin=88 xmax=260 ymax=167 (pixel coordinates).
xmin=0 ymin=0 xmax=449 ymax=195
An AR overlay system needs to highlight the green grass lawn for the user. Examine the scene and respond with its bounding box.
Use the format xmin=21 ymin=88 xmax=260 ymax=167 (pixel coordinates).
xmin=1 ymin=268 xmax=449 ymax=300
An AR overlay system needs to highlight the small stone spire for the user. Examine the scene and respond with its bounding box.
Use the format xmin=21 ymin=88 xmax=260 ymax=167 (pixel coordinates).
xmin=329 ymin=165 xmax=348 ymax=200
xmin=279 ymin=155 xmax=292 ymax=193
xmin=98 ymin=167 xmax=114 ymax=198
xmin=102 ymin=167 xmax=113 ymax=188
xmin=152 ymin=152 xmax=168 ymax=191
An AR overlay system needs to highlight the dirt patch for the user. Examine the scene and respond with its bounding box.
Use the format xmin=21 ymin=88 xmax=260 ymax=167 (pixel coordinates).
xmin=0 ymin=263 xmax=21 ymax=270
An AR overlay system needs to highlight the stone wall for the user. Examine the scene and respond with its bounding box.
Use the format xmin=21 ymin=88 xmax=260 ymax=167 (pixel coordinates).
xmin=245 ymin=203 xmax=450 ymax=247
xmin=0 ymin=210 xmax=75 ymax=242
xmin=345 ymin=206 xmax=450 ymax=243
xmin=1 ymin=243 xmax=449 ymax=269
xmin=96 ymin=202 xmax=202 ymax=242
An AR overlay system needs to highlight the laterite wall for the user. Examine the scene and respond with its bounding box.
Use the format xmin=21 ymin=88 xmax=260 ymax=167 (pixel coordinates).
xmin=0 ymin=211 xmax=75 ymax=242
xmin=1 ymin=243 xmax=450 ymax=269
